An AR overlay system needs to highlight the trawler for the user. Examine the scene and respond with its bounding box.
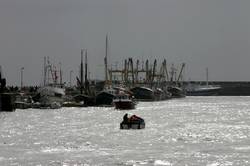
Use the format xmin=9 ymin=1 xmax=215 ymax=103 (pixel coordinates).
xmin=185 ymin=84 xmax=221 ymax=96
xmin=185 ymin=68 xmax=221 ymax=96
xmin=33 ymin=57 xmax=65 ymax=109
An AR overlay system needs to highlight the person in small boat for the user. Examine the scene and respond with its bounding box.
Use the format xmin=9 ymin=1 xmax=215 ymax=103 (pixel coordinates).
xmin=123 ymin=113 xmax=129 ymax=122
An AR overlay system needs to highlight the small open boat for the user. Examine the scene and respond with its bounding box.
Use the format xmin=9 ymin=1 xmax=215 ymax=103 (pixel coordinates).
xmin=120 ymin=114 xmax=145 ymax=129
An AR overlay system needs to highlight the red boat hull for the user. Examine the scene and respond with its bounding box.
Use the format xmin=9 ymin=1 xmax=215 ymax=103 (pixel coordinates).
xmin=114 ymin=101 xmax=135 ymax=110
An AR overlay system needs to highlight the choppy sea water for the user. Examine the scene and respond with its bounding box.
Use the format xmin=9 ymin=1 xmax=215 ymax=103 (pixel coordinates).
xmin=1 ymin=96 xmax=250 ymax=166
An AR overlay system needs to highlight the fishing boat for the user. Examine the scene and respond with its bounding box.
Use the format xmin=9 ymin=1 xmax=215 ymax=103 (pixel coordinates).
xmin=73 ymin=49 xmax=96 ymax=106
xmin=185 ymin=84 xmax=221 ymax=96
xmin=130 ymin=86 xmax=155 ymax=101
xmin=154 ymin=88 xmax=172 ymax=100
xmin=167 ymin=86 xmax=186 ymax=98
xmin=185 ymin=68 xmax=221 ymax=96
xmin=32 ymin=57 xmax=65 ymax=109
xmin=95 ymin=86 xmax=116 ymax=106
xmin=113 ymin=93 xmax=136 ymax=110
xmin=14 ymin=93 xmax=33 ymax=109
xmin=72 ymin=94 xmax=95 ymax=106
xmin=35 ymin=85 xmax=65 ymax=108
xmin=93 ymin=34 xmax=115 ymax=106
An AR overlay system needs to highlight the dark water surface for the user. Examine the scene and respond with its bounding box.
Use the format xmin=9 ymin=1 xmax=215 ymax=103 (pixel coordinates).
xmin=0 ymin=96 xmax=250 ymax=166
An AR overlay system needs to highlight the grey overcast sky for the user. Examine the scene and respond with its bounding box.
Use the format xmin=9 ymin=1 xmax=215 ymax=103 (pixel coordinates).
xmin=0 ymin=0 xmax=250 ymax=86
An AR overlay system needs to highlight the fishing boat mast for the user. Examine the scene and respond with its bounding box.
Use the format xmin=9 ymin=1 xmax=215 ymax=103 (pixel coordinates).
xmin=206 ymin=67 xmax=209 ymax=86
xmin=0 ymin=66 xmax=4 ymax=93
xmin=59 ymin=62 xmax=62 ymax=87
xmin=177 ymin=63 xmax=186 ymax=83
xmin=80 ymin=49 xmax=84 ymax=94
xmin=43 ymin=57 xmax=47 ymax=86
xmin=84 ymin=49 xmax=90 ymax=95
xmin=104 ymin=34 xmax=109 ymax=85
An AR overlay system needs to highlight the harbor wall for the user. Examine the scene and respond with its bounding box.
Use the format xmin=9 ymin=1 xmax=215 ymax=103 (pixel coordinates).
xmin=0 ymin=93 xmax=15 ymax=112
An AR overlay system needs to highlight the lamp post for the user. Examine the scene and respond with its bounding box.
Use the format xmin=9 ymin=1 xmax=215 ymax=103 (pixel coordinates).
xmin=21 ymin=67 xmax=24 ymax=90
xmin=70 ymin=70 xmax=73 ymax=87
